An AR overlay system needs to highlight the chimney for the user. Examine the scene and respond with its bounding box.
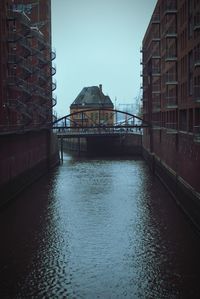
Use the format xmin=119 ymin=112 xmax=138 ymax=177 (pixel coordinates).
xmin=99 ymin=84 xmax=102 ymax=92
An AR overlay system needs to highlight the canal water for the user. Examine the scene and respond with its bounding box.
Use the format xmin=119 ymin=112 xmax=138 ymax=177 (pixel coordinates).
xmin=0 ymin=152 xmax=200 ymax=299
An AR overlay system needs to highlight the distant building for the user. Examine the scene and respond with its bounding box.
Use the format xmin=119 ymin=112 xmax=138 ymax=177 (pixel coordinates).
xmin=70 ymin=85 xmax=114 ymax=127
xmin=141 ymin=0 xmax=200 ymax=228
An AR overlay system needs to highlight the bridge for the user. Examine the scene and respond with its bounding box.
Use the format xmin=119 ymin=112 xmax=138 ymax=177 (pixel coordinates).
xmin=53 ymin=108 xmax=150 ymax=137
xmin=53 ymin=109 xmax=150 ymax=159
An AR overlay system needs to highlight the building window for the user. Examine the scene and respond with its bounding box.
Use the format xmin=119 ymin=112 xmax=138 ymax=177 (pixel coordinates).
xmin=189 ymin=108 xmax=193 ymax=132
xmin=179 ymin=109 xmax=187 ymax=131
xmin=188 ymin=51 xmax=193 ymax=95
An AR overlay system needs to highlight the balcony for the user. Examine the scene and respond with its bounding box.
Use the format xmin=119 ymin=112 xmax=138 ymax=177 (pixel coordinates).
xmin=38 ymin=71 xmax=47 ymax=84
xmin=29 ymin=27 xmax=49 ymax=47
xmin=165 ymin=96 xmax=177 ymax=109
xmin=19 ymin=38 xmax=31 ymax=54
xmin=51 ymin=51 xmax=56 ymax=61
xmin=7 ymin=31 xmax=23 ymax=43
xmin=8 ymin=99 xmax=32 ymax=120
xmin=7 ymin=9 xmax=31 ymax=28
xmin=52 ymin=96 xmax=57 ymax=107
xmin=32 ymin=85 xmax=49 ymax=100
xmin=52 ymin=80 xmax=57 ymax=91
xmin=32 ymin=103 xmax=50 ymax=120
xmin=164 ymin=1 xmax=177 ymax=14
xmin=165 ymin=122 xmax=178 ymax=134
xmin=194 ymin=86 xmax=200 ymax=103
xmin=51 ymin=65 xmax=56 ymax=76
xmin=194 ymin=126 xmax=200 ymax=142
xmin=8 ymin=54 xmax=33 ymax=74
xmin=7 ymin=76 xmax=32 ymax=95
xmin=165 ymin=73 xmax=178 ymax=85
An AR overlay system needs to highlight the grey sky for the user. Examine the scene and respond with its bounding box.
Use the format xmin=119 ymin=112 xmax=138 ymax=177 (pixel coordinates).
xmin=51 ymin=0 xmax=157 ymax=117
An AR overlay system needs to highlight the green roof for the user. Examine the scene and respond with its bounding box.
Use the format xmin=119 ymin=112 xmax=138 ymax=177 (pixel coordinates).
xmin=70 ymin=86 xmax=114 ymax=108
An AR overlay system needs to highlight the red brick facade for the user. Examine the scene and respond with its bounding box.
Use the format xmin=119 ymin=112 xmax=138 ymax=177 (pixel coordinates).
xmin=142 ymin=0 xmax=200 ymax=194
xmin=0 ymin=0 xmax=56 ymax=133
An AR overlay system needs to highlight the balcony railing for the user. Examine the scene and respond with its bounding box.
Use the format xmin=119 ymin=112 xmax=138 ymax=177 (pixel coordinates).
xmin=7 ymin=9 xmax=31 ymax=28
xmin=51 ymin=65 xmax=56 ymax=76
xmin=29 ymin=27 xmax=49 ymax=47
xmin=19 ymin=37 xmax=31 ymax=53
xmin=8 ymin=54 xmax=33 ymax=75
xmin=7 ymin=32 xmax=23 ymax=43
xmin=7 ymin=76 xmax=32 ymax=95
xmin=52 ymin=96 xmax=57 ymax=107
xmin=51 ymin=51 xmax=56 ymax=61
xmin=52 ymin=80 xmax=57 ymax=91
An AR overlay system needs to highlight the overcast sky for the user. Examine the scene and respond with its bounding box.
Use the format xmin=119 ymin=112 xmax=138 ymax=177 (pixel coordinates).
xmin=51 ymin=0 xmax=157 ymax=117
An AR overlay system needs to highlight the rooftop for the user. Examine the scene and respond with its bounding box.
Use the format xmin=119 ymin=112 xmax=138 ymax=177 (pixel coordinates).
xmin=70 ymin=85 xmax=114 ymax=108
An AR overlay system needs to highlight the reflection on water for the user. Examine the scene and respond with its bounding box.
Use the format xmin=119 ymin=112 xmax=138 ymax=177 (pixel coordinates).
xmin=0 ymin=152 xmax=200 ymax=298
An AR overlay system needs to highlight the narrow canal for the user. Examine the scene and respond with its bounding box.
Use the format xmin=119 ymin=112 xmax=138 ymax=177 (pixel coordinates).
xmin=0 ymin=152 xmax=200 ymax=299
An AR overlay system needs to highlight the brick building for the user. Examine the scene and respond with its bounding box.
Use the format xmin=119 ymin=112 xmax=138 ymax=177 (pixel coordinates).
xmin=141 ymin=0 xmax=200 ymax=228
xmin=0 ymin=0 xmax=56 ymax=131
xmin=0 ymin=0 xmax=58 ymax=204
xmin=70 ymin=85 xmax=114 ymax=127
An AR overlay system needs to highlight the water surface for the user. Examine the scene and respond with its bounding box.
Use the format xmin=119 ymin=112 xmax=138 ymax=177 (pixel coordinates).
xmin=0 ymin=153 xmax=200 ymax=298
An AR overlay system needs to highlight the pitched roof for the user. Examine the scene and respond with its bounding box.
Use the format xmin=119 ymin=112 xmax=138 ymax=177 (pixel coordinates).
xmin=70 ymin=86 xmax=114 ymax=108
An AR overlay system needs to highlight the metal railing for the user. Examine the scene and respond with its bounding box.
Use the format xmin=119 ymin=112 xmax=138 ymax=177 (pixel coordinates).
xmin=7 ymin=9 xmax=31 ymax=28
xmin=7 ymin=76 xmax=32 ymax=95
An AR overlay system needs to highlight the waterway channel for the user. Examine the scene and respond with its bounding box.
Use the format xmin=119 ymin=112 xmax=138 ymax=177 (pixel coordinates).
xmin=0 ymin=152 xmax=200 ymax=298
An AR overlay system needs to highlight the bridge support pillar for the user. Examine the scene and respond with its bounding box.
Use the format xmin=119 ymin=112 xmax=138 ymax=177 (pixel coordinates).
xmin=60 ymin=136 xmax=63 ymax=162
